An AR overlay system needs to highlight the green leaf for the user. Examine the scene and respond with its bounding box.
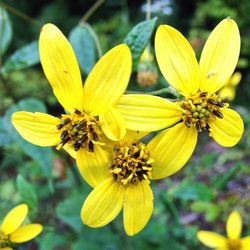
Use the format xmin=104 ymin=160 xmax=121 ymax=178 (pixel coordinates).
xmin=171 ymin=181 xmax=215 ymax=202
xmin=0 ymin=7 xmax=13 ymax=56
xmin=2 ymin=41 xmax=39 ymax=73
xmin=123 ymin=17 xmax=157 ymax=69
xmin=16 ymin=174 xmax=38 ymax=209
xmin=0 ymin=116 xmax=13 ymax=146
xmin=3 ymin=98 xmax=53 ymax=190
xmin=69 ymin=24 xmax=96 ymax=74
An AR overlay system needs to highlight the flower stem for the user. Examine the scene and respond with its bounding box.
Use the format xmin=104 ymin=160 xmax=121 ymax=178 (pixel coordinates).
xmin=80 ymin=0 xmax=105 ymax=23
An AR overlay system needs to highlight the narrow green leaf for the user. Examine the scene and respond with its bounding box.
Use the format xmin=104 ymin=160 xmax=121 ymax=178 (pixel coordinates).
xmin=16 ymin=174 xmax=38 ymax=209
xmin=3 ymin=98 xmax=53 ymax=191
xmin=0 ymin=7 xmax=13 ymax=56
xmin=69 ymin=24 xmax=96 ymax=74
xmin=123 ymin=17 xmax=157 ymax=69
xmin=0 ymin=116 xmax=13 ymax=146
xmin=2 ymin=40 xmax=39 ymax=73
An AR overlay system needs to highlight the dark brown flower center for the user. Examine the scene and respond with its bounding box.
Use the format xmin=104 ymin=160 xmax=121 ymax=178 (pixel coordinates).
xmin=0 ymin=231 xmax=9 ymax=248
xmin=110 ymin=141 xmax=153 ymax=185
xmin=56 ymin=109 xmax=102 ymax=152
xmin=227 ymin=239 xmax=242 ymax=250
xmin=181 ymin=92 xmax=228 ymax=132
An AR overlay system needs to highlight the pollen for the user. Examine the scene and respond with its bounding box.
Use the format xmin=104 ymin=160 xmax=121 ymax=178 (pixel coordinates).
xmin=56 ymin=109 xmax=102 ymax=152
xmin=110 ymin=141 xmax=154 ymax=185
xmin=227 ymin=239 xmax=242 ymax=250
xmin=180 ymin=92 xmax=228 ymax=132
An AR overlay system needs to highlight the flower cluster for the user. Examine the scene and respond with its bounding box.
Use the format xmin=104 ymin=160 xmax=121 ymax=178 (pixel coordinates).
xmin=11 ymin=17 xmax=244 ymax=238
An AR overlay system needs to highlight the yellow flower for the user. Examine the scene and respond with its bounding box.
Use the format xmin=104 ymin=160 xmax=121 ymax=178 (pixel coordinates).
xmin=197 ymin=211 xmax=250 ymax=250
xmin=116 ymin=18 xmax=244 ymax=166
xmin=11 ymin=23 xmax=132 ymax=174
xmin=0 ymin=204 xmax=42 ymax=250
xmin=80 ymin=127 xmax=196 ymax=236
xmin=218 ymin=72 xmax=242 ymax=101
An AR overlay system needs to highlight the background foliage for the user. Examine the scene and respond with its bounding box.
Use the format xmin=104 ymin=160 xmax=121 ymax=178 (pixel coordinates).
xmin=0 ymin=0 xmax=249 ymax=249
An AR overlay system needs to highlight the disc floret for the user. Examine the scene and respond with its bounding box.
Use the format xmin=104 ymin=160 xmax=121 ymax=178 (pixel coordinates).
xmin=110 ymin=141 xmax=154 ymax=185
xmin=0 ymin=231 xmax=9 ymax=248
xmin=227 ymin=239 xmax=242 ymax=250
xmin=180 ymin=92 xmax=228 ymax=132
xmin=56 ymin=109 xmax=102 ymax=152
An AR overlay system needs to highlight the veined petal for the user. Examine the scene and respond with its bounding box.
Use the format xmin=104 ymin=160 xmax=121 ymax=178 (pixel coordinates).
xmin=10 ymin=224 xmax=42 ymax=243
xmin=209 ymin=108 xmax=244 ymax=147
xmin=1 ymin=204 xmax=28 ymax=235
xmin=99 ymin=107 xmax=126 ymax=141
xmin=155 ymin=25 xmax=200 ymax=96
xmin=123 ymin=181 xmax=153 ymax=236
xmin=200 ymin=18 xmax=240 ymax=93
xmin=116 ymin=94 xmax=181 ymax=131
xmin=197 ymin=231 xmax=227 ymax=248
xmin=148 ymin=123 xmax=198 ymax=179
xmin=12 ymin=112 xmax=61 ymax=147
xmin=63 ymin=144 xmax=76 ymax=159
xmin=76 ymin=145 xmax=110 ymax=188
xmin=81 ymin=178 xmax=125 ymax=227
xmin=241 ymin=236 xmax=250 ymax=250
xmin=83 ymin=44 xmax=132 ymax=115
xmin=226 ymin=211 xmax=242 ymax=239
xmin=39 ymin=23 xmax=83 ymax=113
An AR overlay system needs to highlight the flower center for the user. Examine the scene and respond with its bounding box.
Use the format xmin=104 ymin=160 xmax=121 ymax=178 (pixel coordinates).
xmin=0 ymin=231 xmax=9 ymax=248
xmin=110 ymin=141 xmax=154 ymax=185
xmin=56 ymin=109 xmax=102 ymax=152
xmin=227 ymin=239 xmax=242 ymax=250
xmin=180 ymin=92 xmax=228 ymax=132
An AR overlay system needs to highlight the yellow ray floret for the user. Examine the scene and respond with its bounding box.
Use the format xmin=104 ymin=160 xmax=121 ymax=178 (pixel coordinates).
xmin=0 ymin=204 xmax=42 ymax=249
xmin=197 ymin=211 xmax=250 ymax=250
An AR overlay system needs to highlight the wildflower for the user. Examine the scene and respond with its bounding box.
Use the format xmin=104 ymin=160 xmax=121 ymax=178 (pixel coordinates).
xmin=197 ymin=211 xmax=250 ymax=250
xmin=218 ymin=72 xmax=242 ymax=101
xmin=0 ymin=204 xmax=42 ymax=250
xmin=12 ymin=24 xmax=132 ymax=178
xmin=80 ymin=127 xmax=196 ymax=236
xmin=116 ymin=18 xmax=244 ymax=160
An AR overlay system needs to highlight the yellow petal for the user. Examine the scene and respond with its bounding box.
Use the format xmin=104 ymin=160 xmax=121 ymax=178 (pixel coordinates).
xmin=81 ymin=178 xmax=125 ymax=227
xmin=241 ymin=236 xmax=250 ymax=250
xmin=39 ymin=23 xmax=83 ymax=113
xmin=83 ymin=44 xmax=132 ymax=115
xmin=63 ymin=143 xmax=76 ymax=159
xmin=10 ymin=224 xmax=42 ymax=243
xmin=1 ymin=204 xmax=28 ymax=235
xmin=116 ymin=94 xmax=181 ymax=131
xmin=197 ymin=231 xmax=227 ymax=248
xmin=122 ymin=130 xmax=149 ymax=143
xmin=0 ymin=248 xmax=13 ymax=250
xmin=76 ymin=145 xmax=111 ymax=188
xmin=99 ymin=107 xmax=126 ymax=141
xmin=148 ymin=123 xmax=198 ymax=179
xmin=226 ymin=211 xmax=242 ymax=239
xmin=209 ymin=108 xmax=244 ymax=147
xmin=218 ymin=87 xmax=235 ymax=101
xmin=12 ymin=112 xmax=61 ymax=146
xmin=155 ymin=25 xmax=200 ymax=96
xmin=230 ymin=72 xmax=242 ymax=86
xmin=123 ymin=181 xmax=153 ymax=236
xmin=200 ymin=18 xmax=240 ymax=93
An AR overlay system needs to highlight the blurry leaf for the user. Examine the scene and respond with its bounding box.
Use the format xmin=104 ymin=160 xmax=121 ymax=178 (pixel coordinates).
xmin=123 ymin=17 xmax=157 ymax=69
xmin=69 ymin=24 xmax=96 ymax=74
xmin=171 ymin=181 xmax=215 ymax=201
xmin=191 ymin=201 xmax=220 ymax=222
xmin=0 ymin=116 xmax=13 ymax=146
xmin=3 ymin=98 xmax=53 ymax=190
xmin=16 ymin=174 xmax=38 ymax=209
xmin=213 ymin=163 xmax=242 ymax=190
xmin=56 ymin=189 xmax=85 ymax=233
xmin=0 ymin=7 xmax=12 ymax=56
xmin=2 ymin=41 xmax=39 ymax=73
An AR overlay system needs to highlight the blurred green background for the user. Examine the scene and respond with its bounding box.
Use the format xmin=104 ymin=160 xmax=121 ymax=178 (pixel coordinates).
xmin=0 ymin=0 xmax=249 ymax=249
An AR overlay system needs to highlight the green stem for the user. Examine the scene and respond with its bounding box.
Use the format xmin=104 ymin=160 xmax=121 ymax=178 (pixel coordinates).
xmin=0 ymin=2 xmax=40 ymax=26
xmin=146 ymin=0 xmax=151 ymax=21
xmin=126 ymin=87 xmax=171 ymax=95
xmin=80 ymin=0 xmax=105 ymax=23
